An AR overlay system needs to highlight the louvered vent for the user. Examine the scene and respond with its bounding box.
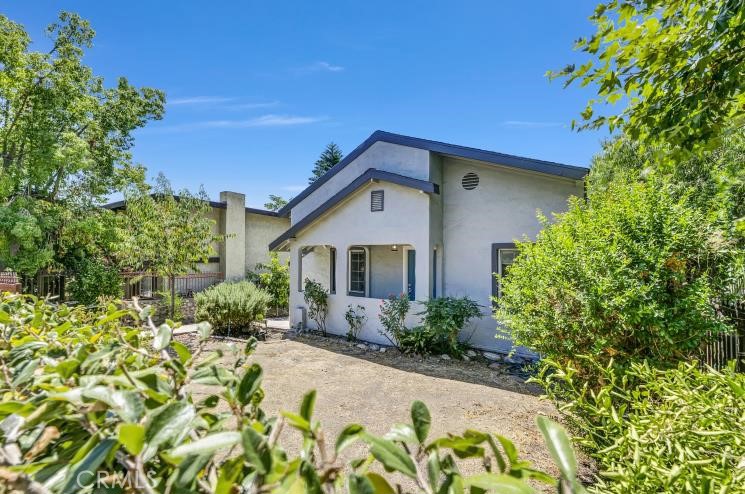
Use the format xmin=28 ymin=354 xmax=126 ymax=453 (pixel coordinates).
xmin=371 ymin=190 xmax=384 ymax=212
xmin=462 ymin=172 xmax=479 ymax=190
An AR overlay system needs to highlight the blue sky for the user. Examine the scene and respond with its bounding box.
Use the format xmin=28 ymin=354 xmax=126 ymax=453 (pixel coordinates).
xmin=6 ymin=1 xmax=608 ymax=208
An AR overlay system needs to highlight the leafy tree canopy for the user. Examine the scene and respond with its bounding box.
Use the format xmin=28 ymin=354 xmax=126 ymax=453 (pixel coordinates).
xmin=309 ymin=142 xmax=343 ymax=184
xmin=552 ymin=0 xmax=745 ymax=157
xmin=0 ymin=12 xmax=164 ymax=274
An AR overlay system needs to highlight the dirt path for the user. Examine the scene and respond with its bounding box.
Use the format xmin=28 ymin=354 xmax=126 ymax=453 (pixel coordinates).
xmin=186 ymin=332 xmax=567 ymax=489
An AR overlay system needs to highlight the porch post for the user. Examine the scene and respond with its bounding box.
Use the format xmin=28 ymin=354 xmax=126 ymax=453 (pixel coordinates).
xmin=220 ymin=191 xmax=246 ymax=281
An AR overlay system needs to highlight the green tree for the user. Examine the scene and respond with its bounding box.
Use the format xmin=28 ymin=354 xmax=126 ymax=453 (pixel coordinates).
xmin=116 ymin=175 xmax=223 ymax=318
xmin=0 ymin=12 xmax=164 ymax=275
xmin=309 ymin=142 xmax=343 ymax=184
xmin=552 ymin=0 xmax=745 ymax=157
xmin=263 ymin=194 xmax=288 ymax=211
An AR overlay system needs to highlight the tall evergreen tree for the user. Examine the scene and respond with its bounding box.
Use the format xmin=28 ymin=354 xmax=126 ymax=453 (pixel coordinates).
xmin=309 ymin=142 xmax=343 ymax=184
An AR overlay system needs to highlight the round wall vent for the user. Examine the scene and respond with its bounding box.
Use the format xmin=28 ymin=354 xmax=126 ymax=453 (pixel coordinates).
xmin=461 ymin=172 xmax=479 ymax=190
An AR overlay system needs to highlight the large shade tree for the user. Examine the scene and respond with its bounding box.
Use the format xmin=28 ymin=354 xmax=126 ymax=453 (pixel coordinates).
xmin=116 ymin=175 xmax=223 ymax=318
xmin=552 ymin=0 xmax=745 ymax=158
xmin=0 ymin=12 xmax=164 ymax=274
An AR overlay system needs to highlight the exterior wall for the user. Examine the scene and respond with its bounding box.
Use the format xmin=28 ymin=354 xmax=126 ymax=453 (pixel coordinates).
xmin=245 ymin=212 xmax=290 ymax=272
xmin=196 ymin=206 xmax=223 ymax=274
xmin=441 ymin=157 xmax=584 ymax=352
xmin=290 ymin=142 xmax=431 ymax=226
xmin=220 ymin=191 xmax=246 ymax=280
xmin=288 ymin=181 xmax=432 ymax=344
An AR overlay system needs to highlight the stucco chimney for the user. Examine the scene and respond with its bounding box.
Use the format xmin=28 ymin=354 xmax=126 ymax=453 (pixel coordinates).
xmin=219 ymin=191 xmax=246 ymax=280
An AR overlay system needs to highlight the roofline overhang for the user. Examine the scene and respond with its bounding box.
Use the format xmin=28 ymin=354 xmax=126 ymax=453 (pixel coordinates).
xmin=276 ymin=130 xmax=588 ymax=217
xmin=268 ymin=168 xmax=438 ymax=251
xmin=103 ymin=194 xmax=278 ymax=217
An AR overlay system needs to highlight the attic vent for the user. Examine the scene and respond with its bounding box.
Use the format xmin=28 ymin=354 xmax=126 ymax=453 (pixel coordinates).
xmin=371 ymin=190 xmax=384 ymax=212
xmin=462 ymin=172 xmax=479 ymax=190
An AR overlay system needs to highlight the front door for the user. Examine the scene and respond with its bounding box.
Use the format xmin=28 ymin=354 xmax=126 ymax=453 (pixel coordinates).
xmin=407 ymin=250 xmax=416 ymax=300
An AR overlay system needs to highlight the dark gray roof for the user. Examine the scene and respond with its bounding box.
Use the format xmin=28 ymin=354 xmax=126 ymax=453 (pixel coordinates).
xmin=277 ymin=130 xmax=588 ymax=217
xmin=104 ymin=195 xmax=278 ymax=217
xmin=269 ymin=168 xmax=438 ymax=251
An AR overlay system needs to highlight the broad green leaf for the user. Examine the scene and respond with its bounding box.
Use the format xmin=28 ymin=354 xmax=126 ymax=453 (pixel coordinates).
xmin=242 ymin=426 xmax=270 ymax=475
xmin=81 ymin=387 xmax=144 ymax=423
xmin=300 ymin=390 xmax=316 ymax=421
xmin=348 ymin=474 xmax=375 ymax=494
xmin=171 ymin=340 xmax=192 ymax=364
xmin=465 ymin=473 xmax=535 ymax=494
xmin=153 ymin=324 xmax=172 ymax=351
xmin=361 ymin=432 xmax=417 ymax=479
xmin=142 ymin=401 xmax=196 ymax=461
xmin=366 ymin=472 xmax=395 ymax=494
xmin=168 ymin=431 xmax=241 ymax=459
xmin=411 ymin=400 xmax=431 ymax=443
xmin=61 ymin=438 xmax=117 ymax=494
xmin=336 ymin=424 xmax=364 ymax=454
xmin=237 ymin=364 xmax=263 ymax=405
xmin=536 ymin=416 xmax=577 ymax=480
xmin=118 ymin=423 xmax=145 ymax=455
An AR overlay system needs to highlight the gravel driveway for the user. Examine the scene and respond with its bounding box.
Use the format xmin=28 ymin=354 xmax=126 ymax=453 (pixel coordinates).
xmin=185 ymin=331 xmax=568 ymax=490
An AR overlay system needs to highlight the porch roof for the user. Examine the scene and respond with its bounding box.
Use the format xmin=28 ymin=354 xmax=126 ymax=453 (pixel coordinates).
xmin=268 ymin=168 xmax=438 ymax=251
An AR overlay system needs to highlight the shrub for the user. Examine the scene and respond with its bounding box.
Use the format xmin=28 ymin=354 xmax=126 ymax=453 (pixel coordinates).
xmin=379 ymin=295 xmax=482 ymax=356
xmin=416 ymin=296 xmax=482 ymax=356
xmin=303 ymin=278 xmax=328 ymax=335
xmin=534 ymin=358 xmax=745 ymax=493
xmin=378 ymin=293 xmax=410 ymax=347
xmin=67 ymin=257 xmax=122 ymax=305
xmin=0 ymin=293 xmax=586 ymax=493
xmin=496 ymin=178 xmax=730 ymax=370
xmin=195 ymin=280 xmax=271 ymax=331
xmin=249 ymin=253 xmax=289 ymax=316
xmin=344 ymin=304 xmax=366 ymax=341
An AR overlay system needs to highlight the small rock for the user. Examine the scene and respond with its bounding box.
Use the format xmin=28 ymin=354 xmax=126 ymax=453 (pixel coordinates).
xmin=356 ymin=343 xmax=367 ymax=350
xmin=488 ymin=362 xmax=502 ymax=370
xmin=369 ymin=344 xmax=380 ymax=351
xmin=462 ymin=355 xmax=471 ymax=362
xmin=440 ymin=354 xmax=451 ymax=360
xmin=465 ymin=350 xmax=478 ymax=358
xmin=482 ymin=352 xmax=501 ymax=361
xmin=379 ymin=347 xmax=386 ymax=353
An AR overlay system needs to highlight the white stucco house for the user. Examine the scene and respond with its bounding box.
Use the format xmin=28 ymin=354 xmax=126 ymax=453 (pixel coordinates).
xmin=269 ymin=131 xmax=587 ymax=352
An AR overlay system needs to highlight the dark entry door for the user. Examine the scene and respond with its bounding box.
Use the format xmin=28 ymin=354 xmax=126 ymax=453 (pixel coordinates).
xmin=407 ymin=250 xmax=416 ymax=301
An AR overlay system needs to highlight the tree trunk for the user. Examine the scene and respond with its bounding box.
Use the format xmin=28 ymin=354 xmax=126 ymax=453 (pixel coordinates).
xmin=170 ymin=275 xmax=176 ymax=320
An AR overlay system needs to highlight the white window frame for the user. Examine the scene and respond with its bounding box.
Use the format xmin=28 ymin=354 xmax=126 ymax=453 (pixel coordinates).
xmin=496 ymin=248 xmax=518 ymax=298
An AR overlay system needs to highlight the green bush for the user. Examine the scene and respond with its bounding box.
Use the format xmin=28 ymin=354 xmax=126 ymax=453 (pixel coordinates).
xmin=0 ymin=293 xmax=586 ymax=493
xmin=344 ymin=304 xmax=366 ymax=341
xmin=154 ymin=289 xmax=183 ymax=323
xmin=67 ymin=257 xmax=122 ymax=305
xmin=249 ymin=253 xmax=289 ymax=316
xmin=534 ymin=358 xmax=745 ymax=493
xmin=379 ymin=295 xmax=482 ymax=356
xmin=496 ymin=177 xmax=730 ymax=370
xmin=303 ymin=278 xmax=328 ymax=335
xmin=195 ymin=281 xmax=271 ymax=331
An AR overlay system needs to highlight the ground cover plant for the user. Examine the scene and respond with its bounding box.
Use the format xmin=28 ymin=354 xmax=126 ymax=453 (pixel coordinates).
xmin=344 ymin=304 xmax=367 ymax=341
xmin=0 ymin=293 xmax=586 ymax=493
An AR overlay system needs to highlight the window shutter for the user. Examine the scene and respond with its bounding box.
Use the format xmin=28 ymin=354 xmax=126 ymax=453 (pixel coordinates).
xmin=370 ymin=190 xmax=384 ymax=212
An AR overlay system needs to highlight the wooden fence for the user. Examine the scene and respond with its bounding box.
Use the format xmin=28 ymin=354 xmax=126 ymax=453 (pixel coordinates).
xmin=120 ymin=272 xmax=224 ymax=299
xmin=701 ymin=276 xmax=745 ymax=371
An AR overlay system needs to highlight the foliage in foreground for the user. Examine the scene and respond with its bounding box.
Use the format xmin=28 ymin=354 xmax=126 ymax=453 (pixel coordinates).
xmin=495 ymin=176 xmax=730 ymax=371
xmin=0 ymin=294 xmax=586 ymax=493
xmin=379 ymin=295 xmax=482 ymax=356
xmin=195 ymin=281 xmax=271 ymax=332
xmin=534 ymin=358 xmax=745 ymax=493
